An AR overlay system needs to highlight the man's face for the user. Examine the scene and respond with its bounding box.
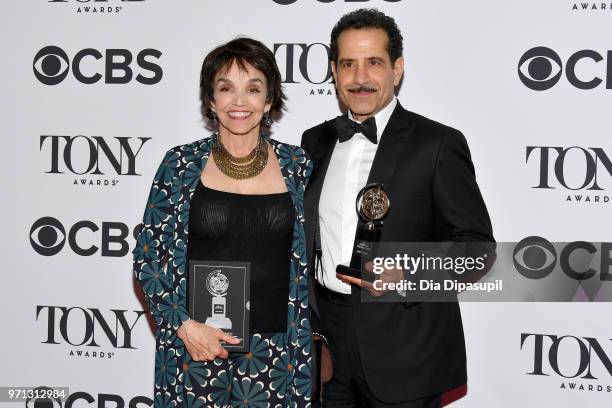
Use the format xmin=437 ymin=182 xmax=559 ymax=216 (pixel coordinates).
xmin=332 ymin=28 xmax=404 ymax=122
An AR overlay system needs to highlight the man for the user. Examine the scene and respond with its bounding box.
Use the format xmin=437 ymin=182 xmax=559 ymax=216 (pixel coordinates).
xmin=301 ymin=8 xmax=494 ymax=408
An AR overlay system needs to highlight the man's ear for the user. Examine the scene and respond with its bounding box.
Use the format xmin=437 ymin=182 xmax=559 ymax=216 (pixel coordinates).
xmin=331 ymin=61 xmax=338 ymax=83
xmin=393 ymin=56 xmax=405 ymax=86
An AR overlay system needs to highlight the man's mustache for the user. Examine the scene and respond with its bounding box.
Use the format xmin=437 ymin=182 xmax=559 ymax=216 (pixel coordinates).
xmin=348 ymin=86 xmax=377 ymax=93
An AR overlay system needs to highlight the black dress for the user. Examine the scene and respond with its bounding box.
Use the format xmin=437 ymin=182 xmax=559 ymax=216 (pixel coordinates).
xmin=188 ymin=180 xmax=294 ymax=333
xmin=185 ymin=180 xmax=297 ymax=406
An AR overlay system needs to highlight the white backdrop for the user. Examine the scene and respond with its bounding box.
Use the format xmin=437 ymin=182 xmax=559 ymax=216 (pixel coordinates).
xmin=1 ymin=1 xmax=610 ymax=407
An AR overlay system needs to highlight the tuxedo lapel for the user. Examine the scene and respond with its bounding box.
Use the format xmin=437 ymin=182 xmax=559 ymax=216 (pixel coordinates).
xmin=366 ymin=102 xmax=415 ymax=187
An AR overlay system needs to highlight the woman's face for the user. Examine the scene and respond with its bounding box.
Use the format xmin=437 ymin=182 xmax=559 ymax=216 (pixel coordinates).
xmin=211 ymin=61 xmax=271 ymax=137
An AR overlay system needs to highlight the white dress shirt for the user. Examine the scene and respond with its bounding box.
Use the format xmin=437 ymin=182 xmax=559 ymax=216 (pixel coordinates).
xmin=317 ymin=97 xmax=398 ymax=293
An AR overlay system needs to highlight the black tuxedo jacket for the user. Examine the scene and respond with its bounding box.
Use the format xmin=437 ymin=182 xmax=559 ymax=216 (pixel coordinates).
xmin=301 ymin=102 xmax=494 ymax=404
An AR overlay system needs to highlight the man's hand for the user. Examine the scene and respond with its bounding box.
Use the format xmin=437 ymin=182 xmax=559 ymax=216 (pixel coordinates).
xmin=337 ymin=261 xmax=403 ymax=297
xmin=176 ymin=319 xmax=240 ymax=361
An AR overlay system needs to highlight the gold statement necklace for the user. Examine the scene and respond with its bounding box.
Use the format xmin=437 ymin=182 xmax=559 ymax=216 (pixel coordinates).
xmin=212 ymin=134 xmax=269 ymax=180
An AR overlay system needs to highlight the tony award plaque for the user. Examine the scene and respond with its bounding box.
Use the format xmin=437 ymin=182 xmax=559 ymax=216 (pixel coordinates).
xmin=189 ymin=260 xmax=250 ymax=352
xmin=337 ymin=183 xmax=390 ymax=281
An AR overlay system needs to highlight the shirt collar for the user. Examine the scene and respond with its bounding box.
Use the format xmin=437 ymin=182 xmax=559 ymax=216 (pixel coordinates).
xmin=348 ymin=96 xmax=397 ymax=139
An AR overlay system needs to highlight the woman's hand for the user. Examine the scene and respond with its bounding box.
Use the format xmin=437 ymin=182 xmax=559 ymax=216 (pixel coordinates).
xmin=176 ymin=319 xmax=240 ymax=361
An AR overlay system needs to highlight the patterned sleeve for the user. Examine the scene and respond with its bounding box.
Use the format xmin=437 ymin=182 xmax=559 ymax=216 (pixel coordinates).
xmin=132 ymin=148 xmax=189 ymax=328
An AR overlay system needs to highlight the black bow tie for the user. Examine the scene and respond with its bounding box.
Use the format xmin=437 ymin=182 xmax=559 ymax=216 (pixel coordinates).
xmin=337 ymin=115 xmax=377 ymax=144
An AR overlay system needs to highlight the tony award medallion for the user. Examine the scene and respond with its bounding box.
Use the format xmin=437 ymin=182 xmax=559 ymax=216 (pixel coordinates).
xmin=205 ymin=270 xmax=232 ymax=330
xmin=337 ymin=183 xmax=390 ymax=281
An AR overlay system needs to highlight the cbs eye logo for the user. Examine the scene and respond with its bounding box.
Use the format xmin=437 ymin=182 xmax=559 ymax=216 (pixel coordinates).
xmin=33 ymin=46 xmax=70 ymax=86
xmin=518 ymin=47 xmax=563 ymax=91
xmin=33 ymin=45 xmax=163 ymax=86
xmin=513 ymin=236 xmax=557 ymax=279
xmin=30 ymin=216 xmax=66 ymax=256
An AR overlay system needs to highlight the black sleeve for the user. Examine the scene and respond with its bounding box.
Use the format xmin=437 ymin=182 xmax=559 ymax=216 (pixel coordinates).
xmin=433 ymin=130 xmax=494 ymax=243
xmin=432 ymin=130 xmax=496 ymax=284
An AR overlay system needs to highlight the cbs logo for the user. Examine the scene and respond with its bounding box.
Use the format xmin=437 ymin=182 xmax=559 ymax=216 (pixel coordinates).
xmin=29 ymin=216 xmax=139 ymax=257
xmin=513 ymin=236 xmax=612 ymax=280
xmin=33 ymin=45 xmax=162 ymax=85
xmin=518 ymin=46 xmax=612 ymax=91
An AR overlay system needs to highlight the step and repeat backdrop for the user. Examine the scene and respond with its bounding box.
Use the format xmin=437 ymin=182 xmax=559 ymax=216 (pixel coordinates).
xmin=1 ymin=1 xmax=610 ymax=407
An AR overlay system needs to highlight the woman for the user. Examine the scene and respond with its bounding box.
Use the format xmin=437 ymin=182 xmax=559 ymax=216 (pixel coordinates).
xmin=133 ymin=38 xmax=312 ymax=408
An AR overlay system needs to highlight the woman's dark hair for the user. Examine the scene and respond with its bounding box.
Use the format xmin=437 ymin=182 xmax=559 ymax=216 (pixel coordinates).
xmin=199 ymin=37 xmax=286 ymax=122
xmin=330 ymin=8 xmax=403 ymax=64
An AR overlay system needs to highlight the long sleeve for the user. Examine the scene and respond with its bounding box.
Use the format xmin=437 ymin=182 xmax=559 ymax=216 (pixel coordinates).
xmin=432 ymin=130 xmax=496 ymax=283
xmin=132 ymin=148 xmax=190 ymax=329
xmin=433 ymin=130 xmax=494 ymax=243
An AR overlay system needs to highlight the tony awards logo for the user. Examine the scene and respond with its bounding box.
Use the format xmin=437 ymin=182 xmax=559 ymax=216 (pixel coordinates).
xmin=337 ymin=183 xmax=390 ymax=279
xmin=205 ymin=270 xmax=232 ymax=330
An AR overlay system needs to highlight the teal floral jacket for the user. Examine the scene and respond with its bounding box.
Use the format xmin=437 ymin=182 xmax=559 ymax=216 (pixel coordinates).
xmin=133 ymin=135 xmax=313 ymax=407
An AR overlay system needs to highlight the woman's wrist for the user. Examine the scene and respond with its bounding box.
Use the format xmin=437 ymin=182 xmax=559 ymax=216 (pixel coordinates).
xmin=177 ymin=318 xmax=193 ymax=338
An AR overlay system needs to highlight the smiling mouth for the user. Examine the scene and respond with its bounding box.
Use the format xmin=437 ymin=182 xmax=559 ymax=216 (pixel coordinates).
xmin=227 ymin=111 xmax=252 ymax=119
